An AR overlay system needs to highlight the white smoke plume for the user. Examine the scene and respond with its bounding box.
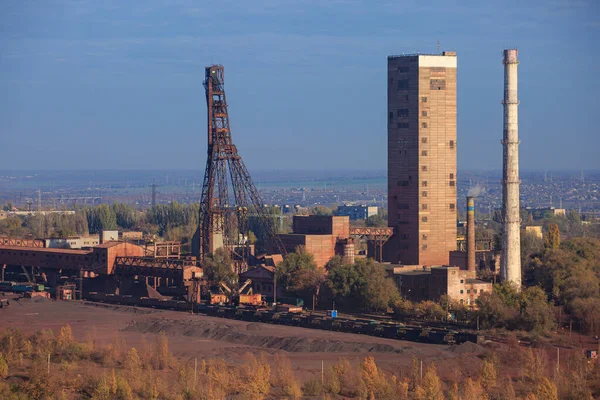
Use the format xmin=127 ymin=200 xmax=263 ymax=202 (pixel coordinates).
xmin=467 ymin=184 xmax=485 ymax=197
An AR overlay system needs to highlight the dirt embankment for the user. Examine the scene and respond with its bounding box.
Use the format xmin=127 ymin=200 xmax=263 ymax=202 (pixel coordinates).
xmin=123 ymin=317 xmax=417 ymax=354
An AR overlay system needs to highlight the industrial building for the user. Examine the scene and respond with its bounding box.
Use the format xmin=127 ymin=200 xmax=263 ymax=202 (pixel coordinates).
xmin=336 ymin=204 xmax=378 ymax=221
xmin=385 ymin=51 xmax=457 ymax=267
xmin=276 ymin=215 xmax=354 ymax=268
xmin=0 ymin=232 xmax=203 ymax=301
xmin=394 ymin=266 xmax=491 ymax=305
xmin=391 ymin=196 xmax=493 ymax=304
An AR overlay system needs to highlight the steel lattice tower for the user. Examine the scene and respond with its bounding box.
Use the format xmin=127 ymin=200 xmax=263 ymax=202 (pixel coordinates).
xmin=194 ymin=65 xmax=285 ymax=267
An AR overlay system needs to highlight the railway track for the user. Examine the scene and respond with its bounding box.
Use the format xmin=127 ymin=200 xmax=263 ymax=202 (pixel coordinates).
xmin=85 ymin=293 xmax=485 ymax=346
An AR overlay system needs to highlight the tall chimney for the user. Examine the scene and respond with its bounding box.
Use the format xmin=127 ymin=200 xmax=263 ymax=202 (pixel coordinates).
xmin=466 ymin=196 xmax=476 ymax=275
xmin=501 ymin=49 xmax=522 ymax=288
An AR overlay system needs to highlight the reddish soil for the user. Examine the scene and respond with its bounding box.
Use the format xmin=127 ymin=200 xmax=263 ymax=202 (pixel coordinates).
xmin=1 ymin=297 xmax=492 ymax=380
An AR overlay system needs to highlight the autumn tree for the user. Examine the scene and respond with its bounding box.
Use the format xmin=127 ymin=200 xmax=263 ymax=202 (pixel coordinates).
xmin=534 ymin=378 xmax=558 ymax=400
xmin=418 ymin=364 xmax=443 ymax=400
xmin=544 ymin=223 xmax=561 ymax=249
xmin=480 ymin=359 xmax=497 ymax=389
xmin=241 ymin=353 xmax=271 ymax=400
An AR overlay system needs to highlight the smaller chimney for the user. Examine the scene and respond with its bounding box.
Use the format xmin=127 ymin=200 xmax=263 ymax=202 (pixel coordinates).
xmin=467 ymin=196 xmax=476 ymax=275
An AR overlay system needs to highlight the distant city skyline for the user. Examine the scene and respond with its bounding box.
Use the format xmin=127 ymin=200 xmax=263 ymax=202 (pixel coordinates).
xmin=1 ymin=0 xmax=599 ymax=171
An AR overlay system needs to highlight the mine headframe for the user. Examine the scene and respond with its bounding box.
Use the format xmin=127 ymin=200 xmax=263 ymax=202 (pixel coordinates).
xmin=195 ymin=65 xmax=286 ymax=269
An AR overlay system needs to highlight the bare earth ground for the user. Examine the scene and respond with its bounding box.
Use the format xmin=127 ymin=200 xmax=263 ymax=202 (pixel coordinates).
xmin=1 ymin=297 xmax=491 ymax=381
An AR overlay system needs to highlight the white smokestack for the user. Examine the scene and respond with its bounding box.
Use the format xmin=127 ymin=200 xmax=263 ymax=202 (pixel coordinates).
xmin=501 ymin=49 xmax=521 ymax=288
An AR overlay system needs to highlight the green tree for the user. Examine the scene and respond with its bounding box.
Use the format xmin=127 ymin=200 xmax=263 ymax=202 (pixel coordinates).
xmin=204 ymin=248 xmax=237 ymax=287
xmin=325 ymin=258 xmax=399 ymax=312
xmin=112 ymin=203 xmax=138 ymax=230
xmin=277 ymin=246 xmax=318 ymax=293
xmin=365 ymin=214 xmax=386 ymax=227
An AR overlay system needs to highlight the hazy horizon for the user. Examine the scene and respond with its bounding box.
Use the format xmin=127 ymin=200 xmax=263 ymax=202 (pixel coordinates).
xmin=1 ymin=0 xmax=599 ymax=171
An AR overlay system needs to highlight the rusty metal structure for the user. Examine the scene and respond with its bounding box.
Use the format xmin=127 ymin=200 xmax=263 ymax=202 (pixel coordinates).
xmin=349 ymin=227 xmax=393 ymax=262
xmin=195 ymin=65 xmax=285 ymax=267
xmin=145 ymin=241 xmax=181 ymax=258
xmin=0 ymin=236 xmax=45 ymax=248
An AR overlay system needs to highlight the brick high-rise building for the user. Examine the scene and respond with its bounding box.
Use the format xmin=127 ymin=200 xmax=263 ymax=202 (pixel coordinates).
xmin=384 ymin=52 xmax=457 ymax=266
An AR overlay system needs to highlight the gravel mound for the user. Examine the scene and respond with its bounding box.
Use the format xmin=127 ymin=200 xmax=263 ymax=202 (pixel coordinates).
xmin=447 ymin=341 xmax=484 ymax=354
xmin=245 ymin=323 xmax=263 ymax=332
xmin=123 ymin=317 xmax=408 ymax=354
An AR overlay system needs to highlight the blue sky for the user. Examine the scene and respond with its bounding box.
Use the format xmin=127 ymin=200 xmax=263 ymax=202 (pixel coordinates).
xmin=1 ymin=0 xmax=599 ymax=172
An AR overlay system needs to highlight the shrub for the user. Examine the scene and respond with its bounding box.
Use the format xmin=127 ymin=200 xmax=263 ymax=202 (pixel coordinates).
xmin=303 ymin=378 xmax=323 ymax=396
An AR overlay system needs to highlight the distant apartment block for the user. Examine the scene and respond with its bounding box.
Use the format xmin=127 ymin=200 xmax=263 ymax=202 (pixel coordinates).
xmin=336 ymin=204 xmax=378 ymax=221
xmin=384 ymin=51 xmax=458 ymax=266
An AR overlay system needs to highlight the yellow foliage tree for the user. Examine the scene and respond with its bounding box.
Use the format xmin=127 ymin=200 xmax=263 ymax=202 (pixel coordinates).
xmin=241 ymin=353 xmax=271 ymax=400
xmin=152 ymin=332 xmax=171 ymax=370
xmin=534 ymin=377 xmax=558 ymax=400
xmin=545 ymin=224 xmax=561 ymax=249
xmin=0 ymin=354 xmax=8 ymax=379
xmin=420 ymin=364 xmax=443 ymax=400
xmin=462 ymin=378 xmax=488 ymax=400
xmin=480 ymin=359 xmax=497 ymax=389
xmin=123 ymin=347 xmax=142 ymax=378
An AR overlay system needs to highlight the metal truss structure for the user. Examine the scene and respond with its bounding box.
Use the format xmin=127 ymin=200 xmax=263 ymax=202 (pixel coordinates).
xmin=196 ymin=65 xmax=285 ymax=267
xmin=0 ymin=237 xmax=45 ymax=248
xmin=114 ymin=256 xmax=202 ymax=280
xmin=349 ymin=227 xmax=393 ymax=262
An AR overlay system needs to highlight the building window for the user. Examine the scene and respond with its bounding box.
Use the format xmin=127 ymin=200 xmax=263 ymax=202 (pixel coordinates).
xmin=422 ymin=122 xmax=428 ymax=128
xmin=422 ymin=216 xmax=428 ymax=222
xmin=421 ymin=96 xmax=427 ymax=103
xmin=398 ymin=180 xmax=409 ymax=187
xmin=397 ymin=80 xmax=409 ymax=89
xmin=467 ymin=289 xmax=471 ymax=294
xmin=422 ymin=111 xmax=428 ymax=117
xmin=449 ymin=173 xmax=454 ymax=179
xmin=422 ymin=234 xmax=428 ymax=240
xmin=398 ymin=66 xmax=409 ymax=73
xmin=398 ymin=123 xmax=409 ymax=129
xmin=460 ymin=290 xmax=464 ymax=294
xmin=480 ymin=289 xmax=484 ymax=293
xmin=422 ymin=137 xmax=428 ymax=144
xmin=450 ymin=203 xmax=455 ymax=210
xmin=460 ymin=299 xmax=464 ymax=304
xmin=422 ymin=244 xmax=428 ymax=250
xmin=422 ymin=181 xmax=428 ymax=187
xmin=422 ymin=191 xmax=428 ymax=197
xmin=449 ymin=140 xmax=455 ymax=148
xmin=397 ymin=108 xmax=409 ymax=117
xmin=460 ymin=279 xmax=464 ymax=284
xmin=422 ymin=166 xmax=427 ymax=172
xmin=422 ymin=204 xmax=428 ymax=210
xmin=449 ymin=181 xmax=455 ymax=187
xmin=421 ymin=150 xmax=428 ymax=156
